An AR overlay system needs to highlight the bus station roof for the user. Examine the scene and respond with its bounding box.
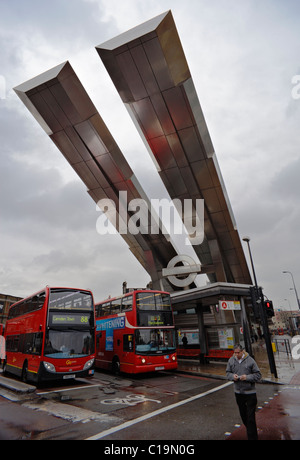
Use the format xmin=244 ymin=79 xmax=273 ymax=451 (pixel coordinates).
xmin=96 ymin=10 xmax=252 ymax=286
xmin=14 ymin=61 xmax=179 ymax=291
xmin=171 ymin=282 xmax=252 ymax=309
xmin=14 ymin=11 xmax=252 ymax=291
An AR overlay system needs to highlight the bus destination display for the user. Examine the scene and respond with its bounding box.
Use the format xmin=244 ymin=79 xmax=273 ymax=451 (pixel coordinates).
xmin=50 ymin=313 xmax=90 ymax=326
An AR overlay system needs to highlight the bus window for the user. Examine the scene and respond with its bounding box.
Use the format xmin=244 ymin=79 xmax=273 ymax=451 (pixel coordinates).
xmin=122 ymin=296 xmax=133 ymax=312
xmin=8 ymin=292 xmax=46 ymax=319
xmin=6 ymin=335 xmax=20 ymax=352
xmin=136 ymin=292 xmax=154 ymax=310
xmin=101 ymin=302 xmax=111 ymax=316
xmin=155 ymin=293 xmax=172 ymax=311
xmin=136 ymin=292 xmax=171 ymax=311
xmin=111 ymin=298 xmax=121 ymax=314
xmin=49 ymin=289 xmax=93 ymax=310
xmin=22 ymin=333 xmax=42 ymax=355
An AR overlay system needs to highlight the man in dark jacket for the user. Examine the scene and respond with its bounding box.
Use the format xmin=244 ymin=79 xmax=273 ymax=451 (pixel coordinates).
xmin=226 ymin=343 xmax=261 ymax=440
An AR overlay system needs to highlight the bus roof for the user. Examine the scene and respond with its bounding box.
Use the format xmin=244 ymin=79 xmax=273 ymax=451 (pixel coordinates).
xmin=8 ymin=286 xmax=93 ymax=310
xmin=95 ymin=289 xmax=170 ymax=306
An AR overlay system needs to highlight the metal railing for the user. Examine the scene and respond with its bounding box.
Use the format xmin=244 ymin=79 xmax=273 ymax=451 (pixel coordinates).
xmin=273 ymin=338 xmax=292 ymax=357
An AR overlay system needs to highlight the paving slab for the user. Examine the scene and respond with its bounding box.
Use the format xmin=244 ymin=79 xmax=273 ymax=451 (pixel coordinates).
xmin=0 ymin=375 xmax=36 ymax=394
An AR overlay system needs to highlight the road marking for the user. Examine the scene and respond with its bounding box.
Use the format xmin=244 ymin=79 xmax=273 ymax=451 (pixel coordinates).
xmin=86 ymin=381 xmax=233 ymax=440
xmin=101 ymin=394 xmax=161 ymax=406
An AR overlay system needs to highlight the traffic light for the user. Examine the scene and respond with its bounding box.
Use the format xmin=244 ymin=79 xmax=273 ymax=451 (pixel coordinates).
xmin=249 ymin=286 xmax=261 ymax=319
xmin=264 ymin=300 xmax=274 ymax=317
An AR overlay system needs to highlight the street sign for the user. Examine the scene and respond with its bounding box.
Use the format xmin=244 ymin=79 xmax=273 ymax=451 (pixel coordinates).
xmin=219 ymin=301 xmax=241 ymax=311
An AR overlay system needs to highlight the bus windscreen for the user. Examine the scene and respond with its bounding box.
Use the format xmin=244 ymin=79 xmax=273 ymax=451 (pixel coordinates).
xmin=44 ymin=329 xmax=94 ymax=359
xmin=136 ymin=292 xmax=171 ymax=311
xmin=49 ymin=289 xmax=93 ymax=310
xmin=135 ymin=329 xmax=176 ymax=354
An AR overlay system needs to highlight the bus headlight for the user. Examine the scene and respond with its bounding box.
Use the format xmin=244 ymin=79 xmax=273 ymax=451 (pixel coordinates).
xmin=83 ymin=358 xmax=94 ymax=370
xmin=172 ymin=355 xmax=176 ymax=361
xmin=43 ymin=361 xmax=56 ymax=373
xmin=141 ymin=358 xmax=146 ymax=364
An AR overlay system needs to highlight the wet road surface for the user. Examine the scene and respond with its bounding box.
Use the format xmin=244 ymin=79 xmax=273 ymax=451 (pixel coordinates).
xmin=0 ymin=370 xmax=281 ymax=440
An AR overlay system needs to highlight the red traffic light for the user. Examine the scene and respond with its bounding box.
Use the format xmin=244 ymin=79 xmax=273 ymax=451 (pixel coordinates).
xmin=264 ymin=300 xmax=274 ymax=317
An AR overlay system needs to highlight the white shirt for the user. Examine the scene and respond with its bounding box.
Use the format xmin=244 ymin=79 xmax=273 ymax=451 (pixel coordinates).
xmin=238 ymin=353 xmax=245 ymax=364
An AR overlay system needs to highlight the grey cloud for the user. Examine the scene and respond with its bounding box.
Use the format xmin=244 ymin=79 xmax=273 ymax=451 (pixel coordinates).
xmin=0 ymin=0 xmax=110 ymax=47
xmin=1 ymin=0 xmax=300 ymax=310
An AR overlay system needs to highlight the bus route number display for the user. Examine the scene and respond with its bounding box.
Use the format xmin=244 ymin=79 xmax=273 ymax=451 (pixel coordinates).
xmin=51 ymin=314 xmax=90 ymax=326
xmin=138 ymin=311 xmax=173 ymax=327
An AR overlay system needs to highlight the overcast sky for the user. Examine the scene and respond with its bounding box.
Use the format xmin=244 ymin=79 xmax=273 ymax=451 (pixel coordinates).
xmin=1 ymin=0 xmax=300 ymax=310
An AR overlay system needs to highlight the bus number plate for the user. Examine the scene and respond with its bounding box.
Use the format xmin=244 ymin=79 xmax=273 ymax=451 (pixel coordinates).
xmin=63 ymin=374 xmax=75 ymax=379
xmin=155 ymin=366 xmax=165 ymax=371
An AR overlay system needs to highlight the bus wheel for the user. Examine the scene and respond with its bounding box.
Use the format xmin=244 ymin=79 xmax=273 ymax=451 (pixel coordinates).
xmin=112 ymin=357 xmax=120 ymax=375
xmin=21 ymin=361 xmax=29 ymax=383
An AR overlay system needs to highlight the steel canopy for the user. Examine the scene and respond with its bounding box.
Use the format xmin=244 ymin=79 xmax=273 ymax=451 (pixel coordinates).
xmin=96 ymin=10 xmax=252 ymax=285
xmin=14 ymin=61 xmax=179 ymax=290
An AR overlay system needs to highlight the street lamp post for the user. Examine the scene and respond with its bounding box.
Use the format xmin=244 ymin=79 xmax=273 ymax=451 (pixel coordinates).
xmin=283 ymin=271 xmax=300 ymax=310
xmin=242 ymin=237 xmax=258 ymax=287
xmin=242 ymin=236 xmax=278 ymax=378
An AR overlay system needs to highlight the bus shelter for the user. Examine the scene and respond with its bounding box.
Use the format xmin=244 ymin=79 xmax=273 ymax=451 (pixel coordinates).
xmin=171 ymin=282 xmax=253 ymax=363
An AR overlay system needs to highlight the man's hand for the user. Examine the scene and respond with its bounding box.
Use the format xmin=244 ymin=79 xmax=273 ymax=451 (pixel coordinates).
xmin=233 ymin=374 xmax=247 ymax=381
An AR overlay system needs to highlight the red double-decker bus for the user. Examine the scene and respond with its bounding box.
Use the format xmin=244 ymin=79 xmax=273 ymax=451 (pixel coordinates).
xmin=3 ymin=287 xmax=95 ymax=383
xmin=95 ymin=289 xmax=177 ymax=374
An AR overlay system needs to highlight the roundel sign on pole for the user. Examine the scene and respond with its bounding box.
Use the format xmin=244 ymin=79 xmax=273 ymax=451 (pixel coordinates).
xmin=162 ymin=255 xmax=201 ymax=288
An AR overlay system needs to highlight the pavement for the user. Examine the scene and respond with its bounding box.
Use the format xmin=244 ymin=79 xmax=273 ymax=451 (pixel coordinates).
xmin=177 ymin=340 xmax=300 ymax=440
xmin=0 ymin=375 xmax=36 ymax=394
xmin=1 ymin=339 xmax=300 ymax=440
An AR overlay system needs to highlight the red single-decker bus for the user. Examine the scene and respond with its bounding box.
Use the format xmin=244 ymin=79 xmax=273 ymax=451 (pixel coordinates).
xmin=95 ymin=289 xmax=177 ymax=374
xmin=3 ymin=287 xmax=95 ymax=383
